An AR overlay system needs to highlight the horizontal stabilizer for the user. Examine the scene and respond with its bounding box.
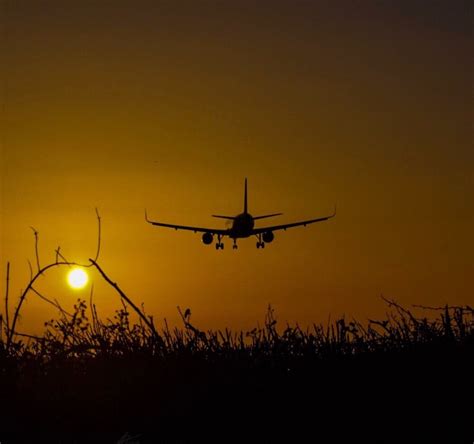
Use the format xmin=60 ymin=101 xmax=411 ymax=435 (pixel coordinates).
xmin=212 ymin=215 xmax=236 ymax=220
xmin=253 ymin=213 xmax=283 ymax=220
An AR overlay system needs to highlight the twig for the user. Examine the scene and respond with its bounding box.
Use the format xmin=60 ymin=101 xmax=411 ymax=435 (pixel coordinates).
xmin=92 ymin=208 xmax=101 ymax=262
xmin=30 ymin=226 xmax=40 ymax=272
xmin=6 ymin=209 xmax=103 ymax=351
xmin=15 ymin=331 xmax=44 ymax=341
xmin=382 ymin=296 xmax=418 ymax=325
xmin=412 ymin=304 xmax=473 ymax=312
xmin=4 ymin=262 xmax=10 ymax=333
xmin=27 ymin=260 xmax=33 ymax=281
xmin=55 ymin=246 xmax=71 ymax=265
xmin=30 ymin=287 xmax=72 ymax=317
xmin=88 ymin=259 xmax=160 ymax=341
xmin=6 ymin=261 xmax=73 ymax=349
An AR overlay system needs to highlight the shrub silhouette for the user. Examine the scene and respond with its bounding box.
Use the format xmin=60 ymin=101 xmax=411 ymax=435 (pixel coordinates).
xmin=1 ymin=218 xmax=471 ymax=442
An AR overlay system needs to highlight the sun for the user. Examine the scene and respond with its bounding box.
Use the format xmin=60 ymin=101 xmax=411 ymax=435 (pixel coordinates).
xmin=67 ymin=268 xmax=89 ymax=289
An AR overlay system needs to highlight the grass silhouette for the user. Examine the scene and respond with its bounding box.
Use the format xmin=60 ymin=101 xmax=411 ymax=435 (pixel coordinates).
xmin=1 ymin=219 xmax=471 ymax=442
xmin=1 ymin=296 xmax=472 ymax=442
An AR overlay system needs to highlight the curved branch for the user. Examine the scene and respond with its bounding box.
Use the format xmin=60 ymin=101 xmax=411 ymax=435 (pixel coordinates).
xmin=92 ymin=208 xmax=102 ymax=263
xmin=6 ymin=209 xmax=103 ymax=351
xmin=7 ymin=261 xmax=73 ymax=349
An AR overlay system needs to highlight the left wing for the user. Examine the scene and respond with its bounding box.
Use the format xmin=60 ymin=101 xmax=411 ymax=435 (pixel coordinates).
xmin=252 ymin=207 xmax=336 ymax=234
xmin=145 ymin=211 xmax=229 ymax=235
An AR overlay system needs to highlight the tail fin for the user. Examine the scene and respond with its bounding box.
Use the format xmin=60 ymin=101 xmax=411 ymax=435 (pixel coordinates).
xmin=244 ymin=178 xmax=248 ymax=214
xmin=253 ymin=213 xmax=283 ymax=220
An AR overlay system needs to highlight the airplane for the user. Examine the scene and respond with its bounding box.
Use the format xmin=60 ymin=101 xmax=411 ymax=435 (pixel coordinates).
xmin=145 ymin=179 xmax=336 ymax=250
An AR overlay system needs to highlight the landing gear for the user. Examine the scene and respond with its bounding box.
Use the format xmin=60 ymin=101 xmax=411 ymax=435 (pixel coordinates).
xmin=215 ymin=235 xmax=224 ymax=250
xmin=255 ymin=234 xmax=265 ymax=249
xmin=233 ymin=239 xmax=238 ymax=250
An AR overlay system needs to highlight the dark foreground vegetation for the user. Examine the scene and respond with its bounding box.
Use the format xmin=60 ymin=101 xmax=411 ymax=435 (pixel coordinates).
xmin=1 ymin=299 xmax=472 ymax=443
xmin=1 ymin=222 xmax=472 ymax=443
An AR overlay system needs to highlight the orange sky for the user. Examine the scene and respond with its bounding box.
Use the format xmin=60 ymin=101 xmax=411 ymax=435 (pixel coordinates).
xmin=1 ymin=1 xmax=472 ymax=333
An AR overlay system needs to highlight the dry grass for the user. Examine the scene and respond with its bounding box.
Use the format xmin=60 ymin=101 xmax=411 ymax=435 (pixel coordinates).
xmin=0 ymin=296 xmax=472 ymax=442
xmin=1 ymin=221 xmax=471 ymax=442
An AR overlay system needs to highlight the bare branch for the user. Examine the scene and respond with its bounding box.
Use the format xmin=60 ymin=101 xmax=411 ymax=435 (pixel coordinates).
xmin=15 ymin=331 xmax=44 ymax=341
xmin=4 ymin=262 xmax=10 ymax=333
xmin=6 ymin=209 xmax=103 ymax=351
xmin=92 ymin=208 xmax=102 ymax=263
xmin=30 ymin=226 xmax=40 ymax=272
xmin=412 ymin=304 xmax=473 ymax=312
xmin=30 ymin=286 xmax=72 ymax=317
xmin=27 ymin=260 xmax=33 ymax=282
xmin=6 ymin=260 xmax=73 ymax=350
xmin=88 ymin=259 xmax=161 ymax=342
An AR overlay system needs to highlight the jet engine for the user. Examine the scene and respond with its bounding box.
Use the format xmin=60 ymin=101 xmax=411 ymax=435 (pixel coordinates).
xmin=202 ymin=232 xmax=214 ymax=245
xmin=262 ymin=231 xmax=274 ymax=243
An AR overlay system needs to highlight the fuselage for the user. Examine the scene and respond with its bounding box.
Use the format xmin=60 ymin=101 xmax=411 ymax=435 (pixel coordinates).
xmin=230 ymin=212 xmax=254 ymax=238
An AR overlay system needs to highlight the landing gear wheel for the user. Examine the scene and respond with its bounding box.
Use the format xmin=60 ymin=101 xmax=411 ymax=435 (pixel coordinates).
xmin=233 ymin=245 xmax=238 ymax=250
xmin=261 ymin=242 xmax=265 ymax=248
xmin=216 ymin=243 xmax=220 ymax=250
xmin=220 ymin=243 xmax=224 ymax=249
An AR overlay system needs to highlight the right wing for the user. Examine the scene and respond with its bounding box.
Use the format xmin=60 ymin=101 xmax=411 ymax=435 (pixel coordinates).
xmin=252 ymin=207 xmax=336 ymax=234
xmin=145 ymin=211 xmax=229 ymax=235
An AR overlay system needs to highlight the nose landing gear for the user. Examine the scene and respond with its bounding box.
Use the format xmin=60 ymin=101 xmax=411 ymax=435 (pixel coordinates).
xmin=232 ymin=239 xmax=238 ymax=249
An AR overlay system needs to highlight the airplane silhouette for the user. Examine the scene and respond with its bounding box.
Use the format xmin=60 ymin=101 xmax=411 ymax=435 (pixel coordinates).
xmin=145 ymin=179 xmax=336 ymax=250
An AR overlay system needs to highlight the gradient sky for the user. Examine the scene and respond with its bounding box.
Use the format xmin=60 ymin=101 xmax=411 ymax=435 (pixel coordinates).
xmin=1 ymin=1 xmax=472 ymax=333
